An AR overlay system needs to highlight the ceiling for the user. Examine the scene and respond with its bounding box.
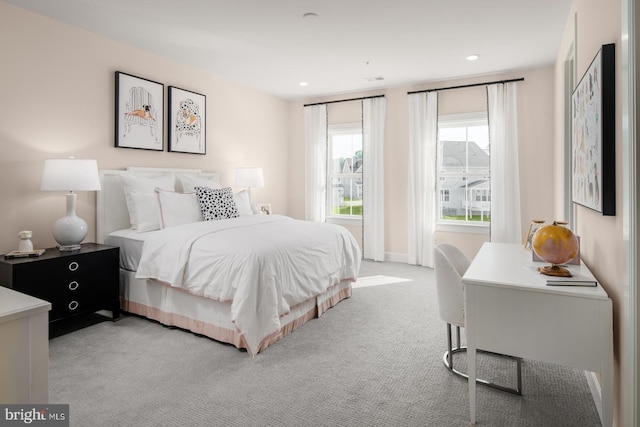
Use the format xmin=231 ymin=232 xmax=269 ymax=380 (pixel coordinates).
xmin=4 ymin=0 xmax=573 ymax=100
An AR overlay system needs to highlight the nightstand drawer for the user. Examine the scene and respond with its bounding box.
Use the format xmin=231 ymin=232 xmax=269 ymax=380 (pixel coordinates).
xmin=50 ymin=293 xmax=103 ymax=321
xmin=10 ymin=250 xmax=113 ymax=285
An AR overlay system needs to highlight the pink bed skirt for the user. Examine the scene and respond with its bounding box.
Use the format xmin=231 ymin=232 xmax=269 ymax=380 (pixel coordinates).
xmin=121 ymin=281 xmax=352 ymax=355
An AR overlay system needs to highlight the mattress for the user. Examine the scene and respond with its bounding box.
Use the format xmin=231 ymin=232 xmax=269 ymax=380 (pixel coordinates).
xmin=105 ymin=228 xmax=150 ymax=271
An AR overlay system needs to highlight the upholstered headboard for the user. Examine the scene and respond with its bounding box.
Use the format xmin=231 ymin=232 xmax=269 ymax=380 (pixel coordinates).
xmin=96 ymin=167 xmax=220 ymax=243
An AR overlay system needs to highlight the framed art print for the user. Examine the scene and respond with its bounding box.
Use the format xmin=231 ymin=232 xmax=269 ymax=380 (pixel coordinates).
xmin=257 ymin=203 xmax=272 ymax=215
xmin=168 ymin=86 xmax=206 ymax=154
xmin=115 ymin=72 xmax=164 ymax=151
xmin=571 ymin=43 xmax=615 ymax=215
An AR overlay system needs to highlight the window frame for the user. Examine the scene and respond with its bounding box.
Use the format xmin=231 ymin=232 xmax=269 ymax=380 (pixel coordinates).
xmin=436 ymin=112 xmax=490 ymax=232
xmin=325 ymin=122 xmax=363 ymax=222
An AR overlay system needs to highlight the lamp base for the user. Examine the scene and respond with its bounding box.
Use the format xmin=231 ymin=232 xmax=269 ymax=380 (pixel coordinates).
xmin=58 ymin=244 xmax=82 ymax=252
xmin=51 ymin=193 xmax=88 ymax=250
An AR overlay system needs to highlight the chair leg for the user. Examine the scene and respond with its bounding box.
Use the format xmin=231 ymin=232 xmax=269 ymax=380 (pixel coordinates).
xmin=516 ymin=357 xmax=522 ymax=394
xmin=446 ymin=323 xmax=454 ymax=371
xmin=442 ymin=322 xmax=523 ymax=396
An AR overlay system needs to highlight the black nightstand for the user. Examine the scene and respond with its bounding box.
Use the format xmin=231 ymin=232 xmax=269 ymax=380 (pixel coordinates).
xmin=0 ymin=243 xmax=119 ymax=335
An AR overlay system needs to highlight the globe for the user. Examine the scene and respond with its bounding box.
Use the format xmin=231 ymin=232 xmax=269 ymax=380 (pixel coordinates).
xmin=531 ymin=224 xmax=579 ymax=277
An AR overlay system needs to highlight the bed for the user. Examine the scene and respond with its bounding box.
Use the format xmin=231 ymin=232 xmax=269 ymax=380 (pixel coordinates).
xmin=96 ymin=167 xmax=361 ymax=356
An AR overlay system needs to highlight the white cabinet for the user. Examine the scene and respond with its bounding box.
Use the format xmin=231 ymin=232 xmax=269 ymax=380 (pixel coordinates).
xmin=0 ymin=287 xmax=51 ymax=403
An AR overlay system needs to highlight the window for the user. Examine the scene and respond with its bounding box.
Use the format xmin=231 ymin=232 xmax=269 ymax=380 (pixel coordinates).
xmin=437 ymin=112 xmax=490 ymax=225
xmin=327 ymin=123 xmax=363 ymax=218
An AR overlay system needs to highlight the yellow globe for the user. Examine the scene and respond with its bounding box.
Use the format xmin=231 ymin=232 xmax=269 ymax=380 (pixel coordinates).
xmin=532 ymin=224 xmax=579 ymax=265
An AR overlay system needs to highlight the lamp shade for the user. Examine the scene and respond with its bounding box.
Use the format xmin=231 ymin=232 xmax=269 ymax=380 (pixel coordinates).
xmin=234 ymin=167 xmax=264 ymax=188
xmin=41 ymin=158 xmax=101 ymax=192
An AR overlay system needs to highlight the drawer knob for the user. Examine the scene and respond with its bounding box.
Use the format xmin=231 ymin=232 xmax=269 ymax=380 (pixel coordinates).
xmin=68 ymin=281 xmax=80 ymax=291
xmin=68 ymin=261 xmax=79 ymax=272
xmin=68 ymin=300 xmax=79 ymax=311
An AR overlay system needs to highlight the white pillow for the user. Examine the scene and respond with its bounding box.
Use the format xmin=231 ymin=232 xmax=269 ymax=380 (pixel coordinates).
xmin=233 ymin=190 xmax=254 ymax=216
xmin=155 ymin=188 xmax=203 ymax=228
xmin=177 ymin=173 xmax=221 ymax=193
xmin=120 ymin=173 xmax=175 ymax=230
xmin=129 ymin=191 xmax=161 ymax=232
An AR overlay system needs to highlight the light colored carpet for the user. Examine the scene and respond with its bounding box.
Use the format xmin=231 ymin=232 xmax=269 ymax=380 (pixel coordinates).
xmin=48 ymin=261 xmax=601 ymax=426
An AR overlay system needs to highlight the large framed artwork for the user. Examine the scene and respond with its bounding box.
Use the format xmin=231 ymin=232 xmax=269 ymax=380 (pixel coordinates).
xmin=168 ymin=86 xmax=206 ymax=155
xmin=571 ymin=43 xmax=615 ymax=216
xmin=115 ymin=72 xmax=164 ymax=151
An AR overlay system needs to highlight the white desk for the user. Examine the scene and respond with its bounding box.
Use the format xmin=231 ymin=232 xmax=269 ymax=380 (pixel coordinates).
xmin=462 ymin=242 xmax=613 ymax=426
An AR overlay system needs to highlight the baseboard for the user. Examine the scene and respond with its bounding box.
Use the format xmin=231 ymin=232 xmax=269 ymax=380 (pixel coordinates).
xmin=384 ymin=252 xmax=408 ymax=263
xmin=585 ymin=371 xmax=603 ymax=424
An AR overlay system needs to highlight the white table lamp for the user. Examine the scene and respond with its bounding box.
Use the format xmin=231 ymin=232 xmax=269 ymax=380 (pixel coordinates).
xmin=234 ymin=167 xmax=264 ymax=203
xmin=40 ymin=158 xmax=101 ymax=251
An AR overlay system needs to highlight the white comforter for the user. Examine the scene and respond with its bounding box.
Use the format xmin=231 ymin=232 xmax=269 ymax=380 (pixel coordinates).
xmin=135 ymin=215 xmax=361 ymax=355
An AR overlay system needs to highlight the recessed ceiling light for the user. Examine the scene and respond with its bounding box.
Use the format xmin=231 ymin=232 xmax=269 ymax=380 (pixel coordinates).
xmin=466 ymin=54 xmax=479 ymax=61
xmin=299 ymin=81 xmax=309 ymax=87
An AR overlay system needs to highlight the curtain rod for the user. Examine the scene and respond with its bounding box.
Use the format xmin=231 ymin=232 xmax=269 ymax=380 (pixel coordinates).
xmin=407 ymin=77 xmax=524 ymax=95
xmin=303 ymin=94 xmax=385 ymax=107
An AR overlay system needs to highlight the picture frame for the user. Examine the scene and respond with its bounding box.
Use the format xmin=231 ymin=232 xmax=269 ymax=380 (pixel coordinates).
xmin=571 ymin=43 xmax=615 ymax=216
xmin=115 ymin=72 xmax=164 ymax=151
xmin=257 ymin=203 xmax=272 ymax=215
xmin=168 ymin=86 xmax=206 ymax=154
xmin=524 ymin=220 xmax=545 ymax=250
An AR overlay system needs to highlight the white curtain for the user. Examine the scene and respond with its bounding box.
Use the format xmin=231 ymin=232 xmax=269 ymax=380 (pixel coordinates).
xmin=407 ymin=91 xmax=438 ymax=267
xmin=362 ymin=97 xmax=386 ymax=261
xmin=487 ymin=83 xmax=521 ymax=243
xmin=304 ymin=104 xmax=327 ymax=222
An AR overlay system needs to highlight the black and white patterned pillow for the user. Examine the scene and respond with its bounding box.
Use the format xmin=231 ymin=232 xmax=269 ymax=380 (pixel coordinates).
xmin=195 ymin=186 xmax=239 ymax=221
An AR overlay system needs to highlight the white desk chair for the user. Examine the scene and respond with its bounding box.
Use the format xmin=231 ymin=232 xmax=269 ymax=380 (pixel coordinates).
xmin=434 ymin=243 xmax=522 ymax=395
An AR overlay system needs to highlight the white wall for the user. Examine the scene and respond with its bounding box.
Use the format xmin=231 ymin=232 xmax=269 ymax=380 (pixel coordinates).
xmin=0 ymin=2 xmax=290 ymax=254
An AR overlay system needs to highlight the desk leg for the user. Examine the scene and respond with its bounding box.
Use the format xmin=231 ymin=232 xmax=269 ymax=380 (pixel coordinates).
xmin=465 ymin=286 xmax=477 ymax=425
xmin=468 ymin=343 xmax=477 ymax=424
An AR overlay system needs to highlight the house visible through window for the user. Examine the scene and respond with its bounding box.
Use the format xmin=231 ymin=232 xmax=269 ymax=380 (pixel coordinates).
xmin=327 ymin=123 xmax=363 ymax=218
xmin=437 ymin=112 xmax=490 ymax=225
